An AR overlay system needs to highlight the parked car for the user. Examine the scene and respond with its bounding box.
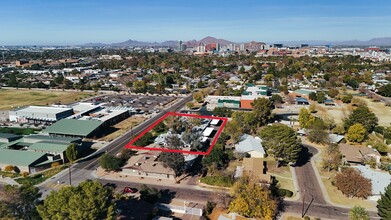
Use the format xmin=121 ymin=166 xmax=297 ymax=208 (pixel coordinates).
xmin=123 ymin=187 xmax=137 ymax=194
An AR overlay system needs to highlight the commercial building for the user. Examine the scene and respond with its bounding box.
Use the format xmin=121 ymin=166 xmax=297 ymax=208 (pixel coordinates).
xmin=0 ymin=134 xmax=82 ymax=173
xmin=9 ymin=106 xmax=73 ymax=125
xmin=44 ymin=119 xmax=103 ymax=138
xmin=217 ymin=99 xmax=240 ymax=108
xmin=0 ymin=133 xmax=22 ymax=143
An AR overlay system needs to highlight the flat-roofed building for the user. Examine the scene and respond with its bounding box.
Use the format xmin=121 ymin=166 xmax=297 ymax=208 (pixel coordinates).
xmin=9 ymin=106 xmax=73 ymax=125
xmin=202 ymin=127 xmax=215 ymax=137
xmin=43 ymin=119 xmax=103 ymax=138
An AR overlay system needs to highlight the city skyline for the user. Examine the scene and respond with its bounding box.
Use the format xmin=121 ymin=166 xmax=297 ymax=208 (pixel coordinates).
xmin=1 ymin=0 xmax=391 ymax=45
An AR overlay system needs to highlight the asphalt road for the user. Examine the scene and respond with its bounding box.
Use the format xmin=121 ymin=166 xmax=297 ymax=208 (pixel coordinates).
xmin=99 ymin=179 xmax=380 ymax=220
xmin=39 ymin=94 xmax=193 ymax=194
xmin=294 ymin=144 xmax=327 ymax=205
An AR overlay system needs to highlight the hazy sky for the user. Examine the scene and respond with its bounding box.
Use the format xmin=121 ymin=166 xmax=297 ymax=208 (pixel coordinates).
xmin=1 ymin=0 xmax=391 ymax=45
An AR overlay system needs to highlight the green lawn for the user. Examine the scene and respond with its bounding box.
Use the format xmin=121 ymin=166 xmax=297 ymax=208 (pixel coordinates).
xmin=0 ymin=127 xmax=41 ymax=135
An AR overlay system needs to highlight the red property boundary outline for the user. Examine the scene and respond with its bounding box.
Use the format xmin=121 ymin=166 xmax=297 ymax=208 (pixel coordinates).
xmin=124 ymin=112 xmax=228 ymax=155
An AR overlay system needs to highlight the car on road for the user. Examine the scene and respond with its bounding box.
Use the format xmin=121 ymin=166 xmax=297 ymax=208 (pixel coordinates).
xmin=123 ymin=187 xmax=137 ymax=194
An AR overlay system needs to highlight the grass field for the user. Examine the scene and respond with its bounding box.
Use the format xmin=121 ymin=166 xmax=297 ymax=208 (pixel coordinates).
xmin=0 ymin=89 xmax=96 ymax=110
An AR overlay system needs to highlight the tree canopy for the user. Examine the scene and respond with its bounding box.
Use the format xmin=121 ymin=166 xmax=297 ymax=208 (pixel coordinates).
xmin=259 ymin=124 xmax=302 ymax=165
xmin=378 ymin=84 xmax=391 ymax=97
xmin=37 ymin=180 xmax=116 ymax=220
xmin=349 ymin=206 xmax=369 ymax=220
xmin=251 ymin=97 xmax=273 ymax=127
xmin=228 ymin=176 xmax=277 ymax=219
xmin=377 ymin=182 xmax=391 ymax=219
xmin=344 ymin=105 xmax=378 ymax=133
xmin=298 ymin=108 xmax=314 ymax=129
xmin=99 ymin=153 xmax=122 ymax=171
xmin=158 ymin=150 xmax=185 ymax=179
xmin=334 ymin=168 xmax=372 ymax=199
xmin=346 ymin=123 xmax=367 ymax=143
xmin=66 ymin=143 xmax=78 ymax=162
xmin=0 ymin=184 xmax=41 ymax=220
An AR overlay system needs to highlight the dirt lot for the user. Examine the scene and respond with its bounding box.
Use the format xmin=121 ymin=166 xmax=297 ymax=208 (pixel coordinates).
xmin=314 ymin=100 xmax=351 ymax=125
xmin=99 ymin=116 xmax=147 ymax=142
xmin=0 ymin=89 xmax=95 ymax=110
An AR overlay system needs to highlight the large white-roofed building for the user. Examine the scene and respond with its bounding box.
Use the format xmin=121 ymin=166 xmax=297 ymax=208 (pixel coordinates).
xmin=9 ymin=106 xmax=73 ymax=125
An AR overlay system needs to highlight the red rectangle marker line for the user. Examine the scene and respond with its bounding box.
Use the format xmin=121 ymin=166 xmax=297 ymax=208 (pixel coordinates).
xmin=124 ymin=112 xmax=228 ymax=155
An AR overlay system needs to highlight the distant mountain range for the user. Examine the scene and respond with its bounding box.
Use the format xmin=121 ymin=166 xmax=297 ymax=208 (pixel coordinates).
xmin=81 ymin=36 xmax=234 ymax=48
xmin=81 ymin=37 xmax=391 ymax=48
xmin=276 ymin=37 xmax=391 ymax=46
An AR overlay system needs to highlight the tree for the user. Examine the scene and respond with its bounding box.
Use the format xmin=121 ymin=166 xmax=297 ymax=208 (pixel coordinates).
xmin=139 ymin=184 xmax=162 ymax=203
xmin=298 ymin=108 xmax=314 ymax=129
xmin=271 ymin=94 xmax=283 ymax=104
xmin=193 ymin=91 xmax=204 ymax=102
xmin=202 ymin=145 xmax=227 ymax=169
xmin=133 ymin=132 xmax=154 ymax=146
xmin=317 ymin=91 xmax=326 ymax=103
xmin=259 ymin=124 xmax=302 ymax=166
xmin=307 ymin=118 xmax=329 ymax=144
xmin=37 ymin=180 xmax=116 ymax=220
xmin=346 ymin=123 xmax=366 ymax=143
xmin=225 ymin=120 xmax=243 ymax=143
xmin=0 ymin=184 xmax=41 ymax=220
xmin=212 ymin=107 xmax=233 ymax=117
xmin=327 ymin=88 xmax=339 ymax=98
xmin=118 ymin=148 xmax=136 ymax=161
xmin=344 ymin=106 xmax=378 ymax=133
xmin=309 ymin=92 xmax=317 ymax=101
xmin=251 ymin=97 xmax=273 ymax=127
xmin=349 ymin=206 xmax=369 ymax=220
xmin=186 ymin=102 xmax=195 ymax=109
xmin=228 ymin=175 xmax=277 ymax=219
xmin=66 ymin=143 xmax=78 ymax=162
xmin=322 ymin=144 xmax=342 ymax=172
xmin=377 ymin=182 xmax=391 ymax=219
xmin=334 ymin=168 xmax=372 ymax=199
xmin=378 ymin=84 xmax=391 ymax=97
xmin=342 ymin=94 xmax=353 ymax=103
xmin=99 ymin=153 xmax=122 ymax=171
xmin=158 ymin=150 xmax=185 ymax=180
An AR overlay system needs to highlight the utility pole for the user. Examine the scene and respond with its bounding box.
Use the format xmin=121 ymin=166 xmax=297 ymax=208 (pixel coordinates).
xmin=68 ymin=164 xmax=72 ymax=185
xmin=301 ymin=190 xmax=306 ymax=218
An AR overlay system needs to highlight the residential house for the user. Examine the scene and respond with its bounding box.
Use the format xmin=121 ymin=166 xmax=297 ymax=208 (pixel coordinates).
xmin=339 ymin=144 xmax=381 ymax=165
xmin=235 ymin=134 xmax=266 ymax=158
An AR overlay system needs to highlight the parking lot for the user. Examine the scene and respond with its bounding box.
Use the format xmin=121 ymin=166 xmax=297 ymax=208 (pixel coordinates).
xmin=86 ymin=94 xmax=179 ymax=113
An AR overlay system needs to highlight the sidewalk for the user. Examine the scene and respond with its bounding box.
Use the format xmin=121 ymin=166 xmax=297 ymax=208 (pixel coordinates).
xmin=0 ymin=176 xmax=20 ymax=186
